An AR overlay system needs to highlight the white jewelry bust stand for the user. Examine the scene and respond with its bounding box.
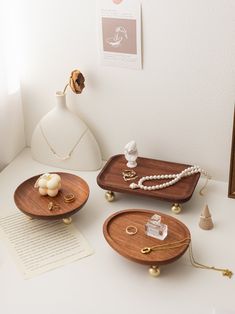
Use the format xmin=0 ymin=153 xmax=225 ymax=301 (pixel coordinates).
xmin=124 ymin=140 xmax=138 ymax=168
xmin=31 ymin=91 xmax=102 ymax=171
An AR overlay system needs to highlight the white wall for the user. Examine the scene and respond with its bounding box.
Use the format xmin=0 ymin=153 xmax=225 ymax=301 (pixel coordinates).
xmin=19 ymin=0 xmax=235 ymax=181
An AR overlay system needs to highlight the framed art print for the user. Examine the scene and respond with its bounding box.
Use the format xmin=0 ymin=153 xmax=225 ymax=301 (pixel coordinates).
xmin=98 ymin=0 xmax=142 ymax=70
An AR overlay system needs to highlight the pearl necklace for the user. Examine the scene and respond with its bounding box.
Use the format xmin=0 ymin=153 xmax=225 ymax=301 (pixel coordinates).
xmin=40 ymin=124 xmax=88 ymax=161
xmin=129 ymin=165 xmax=210 ymax=191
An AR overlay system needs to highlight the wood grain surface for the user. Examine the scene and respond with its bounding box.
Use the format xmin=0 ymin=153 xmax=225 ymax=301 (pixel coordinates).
xmin=97 ymin=154 xmax=200 ymax=203
xmin=103 ymin=209 xmax=191 ymax=266
xmin=14 ymin=172 xmax=89 ymax=220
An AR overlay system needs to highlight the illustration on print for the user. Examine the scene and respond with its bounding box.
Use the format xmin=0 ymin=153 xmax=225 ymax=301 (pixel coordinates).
xmin=106 ymin=26 xmax=128 ymax=48
xmin=102 ymin=17 xmax=137 ymax=54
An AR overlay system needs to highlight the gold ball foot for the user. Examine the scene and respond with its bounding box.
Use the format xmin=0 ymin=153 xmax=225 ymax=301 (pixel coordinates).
xmin=171 ymin=203 xmax=182 ymax=214
xmin=63 ymin=217 xmax=72 ymax=225
xmin=105 ymin=191 xmax=115 ymax=202
xmin=149 ymin=265 xmax=160 ymax=277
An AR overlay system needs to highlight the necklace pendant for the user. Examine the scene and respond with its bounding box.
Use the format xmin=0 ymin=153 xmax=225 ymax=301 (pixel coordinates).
xmin=129 ymin=182 xmax=139 ymax=189
xmin=54 ymin=154 xmax=70 ymax=161
xmin=60 ymin=156 xmax=70 ymax=161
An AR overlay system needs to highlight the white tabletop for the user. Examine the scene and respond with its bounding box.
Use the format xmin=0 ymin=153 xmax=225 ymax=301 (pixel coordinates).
xmin=0 ymin=148 xmax=234 ymax=314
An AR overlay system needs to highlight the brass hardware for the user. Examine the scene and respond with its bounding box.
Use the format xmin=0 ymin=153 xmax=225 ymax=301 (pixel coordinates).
xmin=63 ymin=217 xmax=72 ymax=225
xmin=149 ymin=266 xmax=160 ymax=277
xmin=105 ymin=191 xmax=115 ymax=202
xmin=171 ymin=203 xmax=182 ymax=214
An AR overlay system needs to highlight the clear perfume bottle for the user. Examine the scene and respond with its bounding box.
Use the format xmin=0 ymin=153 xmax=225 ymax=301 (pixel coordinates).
xmin=145 ymin=214 xmax=168 ymax=240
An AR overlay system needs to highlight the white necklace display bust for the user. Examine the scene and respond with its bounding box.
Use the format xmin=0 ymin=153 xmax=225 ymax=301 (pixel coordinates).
xmin=31 ymin=91 xmax=102 ymax=171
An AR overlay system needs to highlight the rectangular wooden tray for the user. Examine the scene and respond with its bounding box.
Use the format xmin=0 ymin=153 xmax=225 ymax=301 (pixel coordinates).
xmin=97 ymin=155 xmax=200 ymax=203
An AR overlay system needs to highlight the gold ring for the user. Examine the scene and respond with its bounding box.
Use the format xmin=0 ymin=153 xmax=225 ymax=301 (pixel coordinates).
xmin=64 ymin=193 xmax=75 ymax=203
xmin=125 ymin=225 xmax=138 ymax=235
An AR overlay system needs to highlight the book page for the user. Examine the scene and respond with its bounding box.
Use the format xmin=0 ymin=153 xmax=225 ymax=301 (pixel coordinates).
xmin=0 ymin=213 xmax=93 ymax=279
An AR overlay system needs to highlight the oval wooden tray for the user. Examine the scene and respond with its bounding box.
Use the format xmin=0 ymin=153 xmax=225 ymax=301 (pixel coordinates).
xmin=14 ymin=172 xmax=89 ymax=220
xmin=103 ymin=209 xmax=191 ymax=266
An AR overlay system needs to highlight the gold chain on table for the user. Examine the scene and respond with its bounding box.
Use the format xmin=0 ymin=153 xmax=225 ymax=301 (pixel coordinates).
xmin=140 ymin=238 xmax=233 ymax=278
xmin=188 ymin=242 xmax=233 ymax=278
xmin=199 ymin=174 xmax=211 ymax=196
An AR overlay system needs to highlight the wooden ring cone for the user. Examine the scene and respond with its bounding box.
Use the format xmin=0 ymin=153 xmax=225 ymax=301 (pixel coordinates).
xmin=199 ymin=205 xmax=214 ymax=230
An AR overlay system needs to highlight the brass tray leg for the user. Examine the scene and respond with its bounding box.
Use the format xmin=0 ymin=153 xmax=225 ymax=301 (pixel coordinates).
xmin=63 ymin=217 xmax=72 ymax=225
xmin=171 ymin=203 xmax=182 ymax=214
xmin=105 ymin=191 xmax=115 ymax=202
xmin=149 ymin=265 xmax=160 ymax=277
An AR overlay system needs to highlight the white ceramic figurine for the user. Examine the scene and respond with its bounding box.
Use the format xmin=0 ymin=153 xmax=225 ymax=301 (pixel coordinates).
xmin=34 ymin=173 xmax=61 ymax=197
xmin=124 ymin=140 xmax=138 ymax=168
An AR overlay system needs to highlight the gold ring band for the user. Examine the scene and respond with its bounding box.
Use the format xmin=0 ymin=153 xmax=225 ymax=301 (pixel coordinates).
xmin=64 ymin=193 xmax=75 ymax=203
xmin=125 ymin=225 xmax=138 ymax=235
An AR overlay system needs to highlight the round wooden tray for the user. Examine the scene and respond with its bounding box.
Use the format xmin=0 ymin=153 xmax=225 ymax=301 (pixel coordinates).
xmin=14 ymin=172 xmax=89 ymax=220
xmin=103 ymin=209 xmax=191 ymax=266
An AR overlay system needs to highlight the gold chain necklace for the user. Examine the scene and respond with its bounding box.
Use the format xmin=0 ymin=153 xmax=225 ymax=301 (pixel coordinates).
xmin=141 ymin=238 xmax=191 ymax=254
xmin=141 ymin=238 xmax=233 ymax=278
xmin=40 ymin=124 xmax=88 ymax=160
xmin=188 ymin=243 xmax=233 ymax=278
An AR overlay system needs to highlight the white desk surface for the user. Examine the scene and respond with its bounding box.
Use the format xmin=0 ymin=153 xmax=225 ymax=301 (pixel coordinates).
xmin=0 ymin=148 xmax=234 ymax=314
